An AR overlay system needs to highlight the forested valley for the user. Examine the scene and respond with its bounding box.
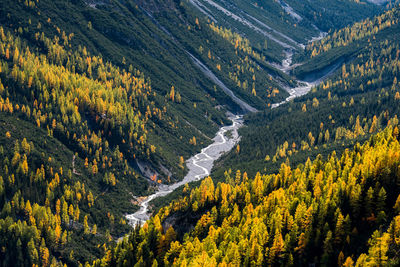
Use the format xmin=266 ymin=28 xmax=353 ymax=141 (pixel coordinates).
xmin=1 ymin=0 xmax=400 ymax=266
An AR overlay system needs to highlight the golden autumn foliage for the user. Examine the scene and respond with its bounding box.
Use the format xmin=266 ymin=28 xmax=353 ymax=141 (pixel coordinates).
xmin=0 ymin=26 xmax=167 ymax=179
xmin=95 ymin=126 xmax=400 ymax=266
xmin=306 ymin=7 xmax=400 ymax=58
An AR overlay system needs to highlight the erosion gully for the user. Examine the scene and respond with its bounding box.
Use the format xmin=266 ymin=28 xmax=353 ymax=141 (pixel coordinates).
xmin=126 ymin=9 xmax=335 ymax=226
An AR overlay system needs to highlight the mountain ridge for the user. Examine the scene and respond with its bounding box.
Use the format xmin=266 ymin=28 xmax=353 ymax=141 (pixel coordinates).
xmin=0 ymin=0 xmax=395 ymax=265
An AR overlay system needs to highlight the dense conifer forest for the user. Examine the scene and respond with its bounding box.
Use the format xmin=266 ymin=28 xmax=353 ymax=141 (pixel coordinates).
xmin=96 ymin=126 xmax=400 ymax=266
xmin=1 ymin=0 xmax=400 ymax=266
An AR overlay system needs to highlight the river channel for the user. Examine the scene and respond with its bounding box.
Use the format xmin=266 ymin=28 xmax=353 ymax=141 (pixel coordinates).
xmin=126 ymin=114 xmax=243 ymax=226
xmin=126 ymin=16 xmax=335 ymax=226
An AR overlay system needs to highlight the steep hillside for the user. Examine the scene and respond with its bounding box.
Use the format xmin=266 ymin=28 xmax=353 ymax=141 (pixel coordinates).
xmin=188 ymin=0 xmax=382 ymax=62
xmin=95 ymin=125 xmax=400 ymax=266
xmin=0 ymin=111 xmax=148 ymax=265
xmin=0 ymin=0 xmax=384 ymax=182
xmin=0 ymin=0 xmax=392 ymax=266
xmin=0 ymin=25 xmax=168 ymax=264
xmin=0 ymin=0 xmax=286 ymax=265
xmin=214 ymin=5 xmax=400 ymax=179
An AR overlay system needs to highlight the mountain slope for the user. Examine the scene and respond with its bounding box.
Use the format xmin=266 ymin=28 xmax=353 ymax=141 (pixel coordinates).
xmin=0 ymin=0 xmax=393 ymax=265
xmin=188 ymin=0 xmax=382 ymax=62
xmin=95 ymin=125 xmax=400 ymax=266
xmin=214 ymin=5 xmax=400 ymax=178
xmin=0 ymin=0 xmax=383 ymax=182
xmin=0 ymin=0 xmax=288 ymax=264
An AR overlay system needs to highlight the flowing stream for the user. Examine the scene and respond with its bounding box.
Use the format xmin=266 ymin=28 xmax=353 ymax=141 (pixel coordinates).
xmin=126 ymin=115 xmax=243 ymax=226
xmin=126 ymin=3 xmax=338 ymax=226
xmin=271 ymin=46 xmax=340 ymax=109
xmin=126 ymin=48 xmax=337 ymax=226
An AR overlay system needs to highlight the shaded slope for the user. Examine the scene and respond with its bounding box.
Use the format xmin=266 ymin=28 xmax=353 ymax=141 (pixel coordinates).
xmin=95 ymin=125 xmax=400 ymax=266
xmin=214 ymin=5 xmax=400 ymax=179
